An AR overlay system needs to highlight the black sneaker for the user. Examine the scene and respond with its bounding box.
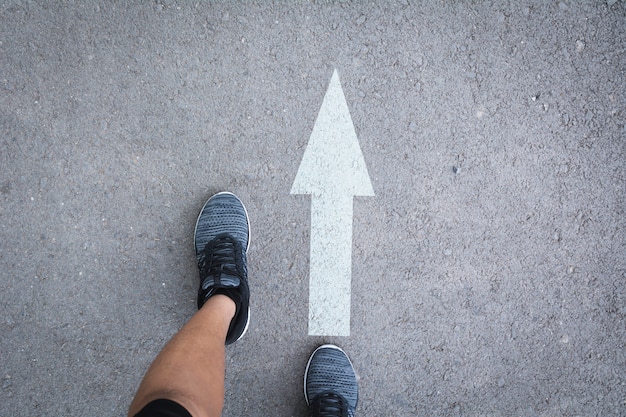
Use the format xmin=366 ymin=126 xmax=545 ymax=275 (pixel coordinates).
xmin=194 ymin=192 xmax=250 ymax=345
xmin=304 ymin=345 xmax=358 ymax=417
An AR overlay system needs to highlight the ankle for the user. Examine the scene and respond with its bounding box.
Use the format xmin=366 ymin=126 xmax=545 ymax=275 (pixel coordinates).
xmin=201 ymin=294 xmax=236 ymax=322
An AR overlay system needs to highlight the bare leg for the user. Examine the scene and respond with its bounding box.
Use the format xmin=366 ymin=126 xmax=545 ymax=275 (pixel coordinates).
xmin=128 ymin=295 xmax=236 ymax=417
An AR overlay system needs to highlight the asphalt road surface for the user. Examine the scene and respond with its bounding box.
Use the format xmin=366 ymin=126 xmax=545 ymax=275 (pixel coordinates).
xmin=1 ymin=1 xmax=625 ymax=416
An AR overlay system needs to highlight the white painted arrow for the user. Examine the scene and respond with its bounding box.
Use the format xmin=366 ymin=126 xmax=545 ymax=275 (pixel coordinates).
xmin=291 ymin=69 xmax=374 ymax=336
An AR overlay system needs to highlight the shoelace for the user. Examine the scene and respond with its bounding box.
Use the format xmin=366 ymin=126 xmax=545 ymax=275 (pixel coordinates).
xmin=199 ymin=234 xmax=243 ymax=284
xmin=310 ymin=391 xmax=352 ymax=417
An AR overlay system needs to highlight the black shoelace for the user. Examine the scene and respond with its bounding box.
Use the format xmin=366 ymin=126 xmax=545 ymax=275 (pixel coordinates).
xmin=310 ymin=391 xmax=351 ymax=417
xmin=199 ymin=234 xmax=243 ymax=284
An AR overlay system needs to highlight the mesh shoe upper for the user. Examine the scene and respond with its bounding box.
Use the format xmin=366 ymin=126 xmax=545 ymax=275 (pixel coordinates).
xmin=194 ymin=192 xmax=250 ymax=255
xmin=305 ymin=345 xmax=358 ymax=417
xmin=194 ymin=192 xmax=250 ymax=345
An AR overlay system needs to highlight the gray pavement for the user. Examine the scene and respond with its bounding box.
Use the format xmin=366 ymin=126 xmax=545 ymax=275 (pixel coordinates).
xmin=1 ymin=1 xmax=625 ymax=416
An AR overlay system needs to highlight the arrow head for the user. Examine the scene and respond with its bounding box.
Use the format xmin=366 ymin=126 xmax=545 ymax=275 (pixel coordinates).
xmin=291 ymin=69 xmax=374 ymax=198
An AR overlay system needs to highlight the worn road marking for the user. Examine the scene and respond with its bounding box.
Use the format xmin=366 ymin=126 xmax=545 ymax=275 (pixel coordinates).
xmin=291 ymin=69 xmax=374 ymax=336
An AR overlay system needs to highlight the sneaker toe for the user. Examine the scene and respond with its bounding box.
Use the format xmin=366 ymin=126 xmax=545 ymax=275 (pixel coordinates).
xmin=305 ymin=345 xmax=358 ymax=411
xmin=195 ymin=192 xmax=249 ymax=255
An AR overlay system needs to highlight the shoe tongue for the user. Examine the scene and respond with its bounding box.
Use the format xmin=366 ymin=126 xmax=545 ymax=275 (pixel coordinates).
xmin=200 ymin=243 xmax=241 ymax=289
xmin=202 ymin=272 xmax=240 ymax=290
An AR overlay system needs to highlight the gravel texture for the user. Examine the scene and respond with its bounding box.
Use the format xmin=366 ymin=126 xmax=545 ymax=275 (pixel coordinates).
xmin=1 ymin=1 xmax=625 ymax=416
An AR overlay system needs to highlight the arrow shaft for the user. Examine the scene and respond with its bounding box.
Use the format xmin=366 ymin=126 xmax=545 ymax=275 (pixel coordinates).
xmin=308 ymin=194 xmax=354 ymax=336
